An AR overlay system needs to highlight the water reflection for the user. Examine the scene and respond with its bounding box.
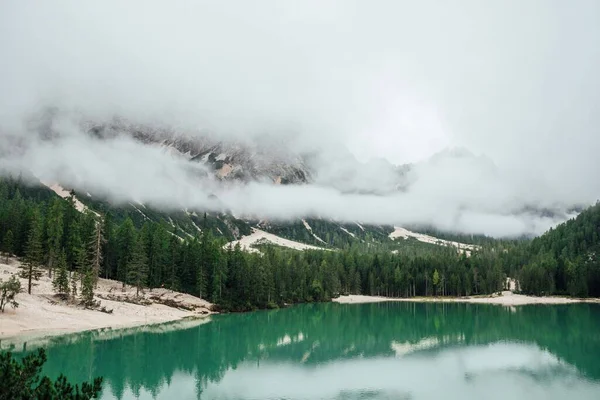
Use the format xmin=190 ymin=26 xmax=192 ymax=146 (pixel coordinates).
xmin=4 ymin=302 xmax=600 ymax=399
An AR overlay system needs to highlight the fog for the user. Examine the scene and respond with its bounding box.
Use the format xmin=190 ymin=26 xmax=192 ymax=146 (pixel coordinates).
xmin=1 ymin=1 xmax=599 ymax=237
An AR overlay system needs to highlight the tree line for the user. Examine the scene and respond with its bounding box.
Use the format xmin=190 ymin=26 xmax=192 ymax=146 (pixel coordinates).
xmin=0 ymin=177 xmax=509 ymax=311
xmin=513 ymin=202 xmax=600 ymax=297
xmin=2 ymin=176 xmax=600 ymax=309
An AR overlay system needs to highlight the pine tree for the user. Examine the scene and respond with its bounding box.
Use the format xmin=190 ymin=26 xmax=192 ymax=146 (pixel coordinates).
xmin=433 ymin=269 xmax=440 ymax=296
xmin=198 ymin=231 xmax=217 ymax=299
xmin=116 ymin=218 xmax=136 ymax=289
xmin=81 ymin=267 xmax=95 ymax=306
xmin=21 ymin=209 xmax=44 ymax=294
xmin=65 ymin=220 xmax=83 ymax=271
xmin=52 ymin=250 xmax=70 ymax=297
xmin=168 ymin=235 xmax=180 ymax=291
xmin=74 ymin=245 xmax=88 ymax=290
xmin=70 ymin=271 xmax=78 ymax=300
xmin=2 ymin=230 xmax=14 ymax=263
xmin=148 ymin=225 xmax=169 ymax=287
xmin=62 ymin=196 xmax=80 ymax=269
xmin=128 ymin=236 xmax=148 ymax=297
xmin=87 ymin=219 xmax=105 ymax=288
xmin=45 ymin=198 xmax=64 ymax=278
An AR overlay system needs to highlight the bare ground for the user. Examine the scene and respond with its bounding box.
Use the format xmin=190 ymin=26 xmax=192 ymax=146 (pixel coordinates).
xmin=333 ymin=291 xmax=600 ymax=306
xmin=0 ymin=259 xmax=213 ymax=341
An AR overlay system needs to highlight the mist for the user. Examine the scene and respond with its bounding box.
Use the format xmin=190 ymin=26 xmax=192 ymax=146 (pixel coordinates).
xmin=1 ymin=1 xmax=599 ymax=237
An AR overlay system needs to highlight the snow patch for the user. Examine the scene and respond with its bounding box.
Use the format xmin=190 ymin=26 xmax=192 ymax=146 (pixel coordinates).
xmin=355 ymin=222 xmax=365 ymax=231
xmin=167 ymin=231 xmax=184 ymax=241
xmin=339 ymin=226 xmax=356 ymax=238
xmin=301 ymin=219 xmax=327 ymax=244
xmin=225 ymin=228 xmax=325 ymax=253
xmin=41 ymin=182 xmax=100 ymax=217
xmin=191 ymin=220 xmax=202 ymax=233
xmin=389 ymin=227 xmax=479 ymax=254
xmin=130 ymin=203 xmax=150 ymax=221
xmin=159 ymin=142 xmax=194 ymax=160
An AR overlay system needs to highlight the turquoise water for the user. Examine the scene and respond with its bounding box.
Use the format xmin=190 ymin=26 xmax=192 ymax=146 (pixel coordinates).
xmin=5 ymin=302 xmax=600 ymax=399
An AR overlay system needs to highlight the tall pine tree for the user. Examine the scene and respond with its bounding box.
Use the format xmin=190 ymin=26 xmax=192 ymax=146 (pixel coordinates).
xmin=87 ymin=218 xmax=105 ymax=288
xmin=2 ymin=230 xmax=14 ymax=263
xmin=21 ymin=208 xmax=44 ymax=294
xmin=116 ymin=217 xmax=136 ymax=289
xmin=45 ymin=198 xmax=64 ymax=278
xmin=128 ymin=236 xmax=148 ymax=297
xmin=52 ymin=249 xmax=70 ymax=297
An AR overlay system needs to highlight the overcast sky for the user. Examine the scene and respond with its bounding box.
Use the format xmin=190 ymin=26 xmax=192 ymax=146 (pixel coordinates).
xmin=0 ymin=1 xmax=599 ymax=236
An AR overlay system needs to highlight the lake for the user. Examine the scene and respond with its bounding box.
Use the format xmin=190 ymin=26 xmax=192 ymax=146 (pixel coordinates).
xmin=4 ymin=302 xmax=600 ymax=399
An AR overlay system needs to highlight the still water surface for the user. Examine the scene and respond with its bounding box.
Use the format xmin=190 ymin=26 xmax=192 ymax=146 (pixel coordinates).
xmin=5 ymin=302 xmax=600 ymax=399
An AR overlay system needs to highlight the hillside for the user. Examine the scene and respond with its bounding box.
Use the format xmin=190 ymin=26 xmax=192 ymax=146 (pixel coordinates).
xmin=517 ymin=202 xmax=600 ymax=297
xmin=0 ymin=175 xmax=511 ymax=314
xmin=41 ymin=179 xmax=472 ymax=255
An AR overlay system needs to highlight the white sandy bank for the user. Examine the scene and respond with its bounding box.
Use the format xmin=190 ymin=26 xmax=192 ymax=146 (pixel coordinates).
xmin=333 ymin=291 xmax=600 ymax=306
xmin=0 ymin=260 xmax=213 ymax=341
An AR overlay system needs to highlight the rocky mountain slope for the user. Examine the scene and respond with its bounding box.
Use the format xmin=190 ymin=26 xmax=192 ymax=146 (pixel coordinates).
xmin=21 ymin=113 xmax=584 ymax=251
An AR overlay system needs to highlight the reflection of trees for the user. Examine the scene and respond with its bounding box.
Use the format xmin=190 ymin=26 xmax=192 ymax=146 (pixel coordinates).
xmin=12 ymin=303 xmax=600 ymax=399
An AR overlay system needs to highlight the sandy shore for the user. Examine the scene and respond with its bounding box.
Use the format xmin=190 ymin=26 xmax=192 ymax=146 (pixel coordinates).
xmin=0 ymin=260 xmax=213 ymax=342
xmin=333 ymin=291 xmax=600 ymax=306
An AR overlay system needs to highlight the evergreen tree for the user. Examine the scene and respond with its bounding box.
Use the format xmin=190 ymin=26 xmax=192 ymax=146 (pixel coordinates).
xmin=116 ymin=217 xmax=136 ymax=289
xmin=128 ymin=236 xmax=148 ymax=297
xmin=167 ymin=235 xmax=181 ymax=291
xmin=88 ymin=218 xmax=105 ymax=288
xmin=433 ymin=269 xmax=440 ymax=296
xmin=2 ymin=229 xmax=14 ymax=263
xmin=81 ymin=267 xmax=95 ymax=306
xmin=70 ymin=271 xmax=78 ymax=300
xmin=52 ymin=250 xmax=70 ymax=296
xmin=101 ymin=212 xmax=116 ymax=279
xmin=198 ymin=230 xmax=219 ymax=299
xmin=45 ymin=198 xmax=64 ymax=278
xmin=0 ymin=348 xmax=103 ymax=399
xmin=21 ymin=209 xmax=44 ymax=294
xmin=62 ymin=196 xmax=80 ymax=269
xmin=211 ymin=251 xmax=226 ymax=304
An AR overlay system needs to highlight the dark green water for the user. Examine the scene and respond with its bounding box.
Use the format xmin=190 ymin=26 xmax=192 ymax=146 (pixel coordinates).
xmin=4 ymin=302 xmax=600 ymax=399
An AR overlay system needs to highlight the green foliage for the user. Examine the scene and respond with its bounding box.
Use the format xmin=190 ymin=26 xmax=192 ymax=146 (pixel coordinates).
xmin=70 ymin=272 xmax=78 ymax=300
xmin=87 ymin=219 xmax=104 ymax=288
xmin=0 ymin=348 xmax=102 ymax=399
xmin=3 ymin=176 xmax=600 ymax=313
xmin=21 ymin=208 xmax=44 ymax=294
xmin=46 ymin=198 xmax=65 ymax=277
xmin=127 ymin=236 xmax=148 ymax=297
xmin=52 ymin=250 xmax=70 ymax=296
xmin=432 ymin=269 xmax=440 ymax=295
xmin=2 ymin=230 xmax=14 ymax=263
xmin=516 ymin=202 xmax=600 ymax=297
xmin=81 ymin=268 xmax=95 ymax=306
xmin=0 ymin=274 xmax=21 ymax=312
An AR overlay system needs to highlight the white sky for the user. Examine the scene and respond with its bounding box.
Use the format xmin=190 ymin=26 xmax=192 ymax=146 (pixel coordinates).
xmin=0 ymin=1 xmax=599 ymax=235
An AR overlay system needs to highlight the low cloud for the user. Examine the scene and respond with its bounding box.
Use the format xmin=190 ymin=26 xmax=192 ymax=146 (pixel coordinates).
xmin=0 ymin=116 xmax=580 ymax=237
xmin=0 ymin=1 xmax=599 ymax=237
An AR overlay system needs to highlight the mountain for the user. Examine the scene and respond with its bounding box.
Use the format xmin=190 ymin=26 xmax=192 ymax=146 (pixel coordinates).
xmin=10 ymin=112 xmax=587 ymax=249
xmin=86 ymin=118 xmax=312 ymax=185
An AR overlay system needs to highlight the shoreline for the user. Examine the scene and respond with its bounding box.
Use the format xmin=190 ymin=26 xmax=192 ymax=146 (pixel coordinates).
xmin=0 ymin=260 xmax=214 ymax=344
xmin=333 ymin=291 xmax=600 ymax=306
